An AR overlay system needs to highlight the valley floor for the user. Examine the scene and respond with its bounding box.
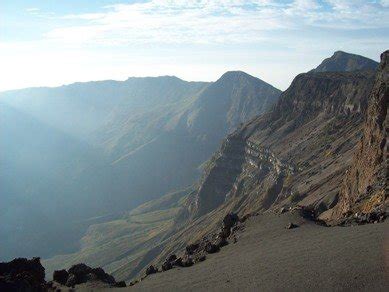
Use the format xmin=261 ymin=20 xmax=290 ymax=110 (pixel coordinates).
xmin=124 ymin=211 xmax=388 ymax=291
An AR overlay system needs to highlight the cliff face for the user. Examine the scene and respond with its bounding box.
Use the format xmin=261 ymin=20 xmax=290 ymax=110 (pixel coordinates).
xmin=331 ymin=51 xmax=388 ymax=220
xmin=190 ymin=69 xmax=376 ymax=219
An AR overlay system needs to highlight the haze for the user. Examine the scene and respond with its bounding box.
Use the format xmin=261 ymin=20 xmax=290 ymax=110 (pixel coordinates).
xmin=1 ymin=0 xmax=388 ymax=92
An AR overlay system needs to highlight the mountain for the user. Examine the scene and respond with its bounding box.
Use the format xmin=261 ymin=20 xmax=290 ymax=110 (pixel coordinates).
xmin=190 ymin=69 xmax=376 ymax=218
xmin=0 ymin=73 xmax=280 ymax=261
xmin=181 ymin=71 xmax=280 ymax=140
xmin=43 ymin=51 xmax=381 ymax=283
xmin=131 ymin=50 xmax=388 ymax=291
xmin=134 ymin=52 xmax=380 ymax=278
xmin=310 ymin=51 xmax=379 ymax=73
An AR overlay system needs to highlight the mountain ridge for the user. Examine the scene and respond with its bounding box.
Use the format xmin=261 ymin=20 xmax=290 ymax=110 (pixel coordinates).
xmin=310 ymin=50 xmax=379 ymax=73
xmin=42 ymin=51 xmax=382 ymax=284
xmin=0 ymin=70 xmax=281 ymax=262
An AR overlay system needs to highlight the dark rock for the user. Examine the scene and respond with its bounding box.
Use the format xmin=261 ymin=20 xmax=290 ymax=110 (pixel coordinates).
xmin=86 ymin=273 xmax=98 ymax=281
xmin=196 ymin=255 xmax=206 ymax=262
xmin=214 ymin=237 xmax=228 ymax=248
xmin=53 ymin=269 xmax=69 ymax=285
xmin=114 ymin=281 xmax=126 ymax=287
xmin=68 ymin=263 xmax=92 ymax=284
xmin=219 ymin=226 xmax=231 ymax=239
xmin=167 ymin=254 xmax=177 ymax=263
xmin=91 ymin=267 xmax=115 ymax=284
xmin=286 ymin=223 xmax=299 ymax=229
xmin=161 ymin=261 xmax=172 ymax=271
xmin=205 ymin=242 xmax=220 ymax=254
xmin=172 ymin=258 xmax=183 ymax=267
xmin=0 ymin=257 xmax=46 ymax=292
xmin=66 ymin=274 xmax=77 ymax=287
xmin=181 ymin=257 xmax=194 ymax=267
xmin=186 ymin=243 xmax=200 ymax=255
xmin=223 ymin=212 xmax=239 ymax=229
xmin=145 ymin=265 xmax=157 ymax=275
xmin=231 ymin=222 xmax=245 ymax=234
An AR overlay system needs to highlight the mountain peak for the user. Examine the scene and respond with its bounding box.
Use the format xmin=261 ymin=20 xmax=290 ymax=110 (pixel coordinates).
xmin=310 ymin=51 xmax=379 ymax=73
xmin=218 ymin=71 xmax=257 ymax=82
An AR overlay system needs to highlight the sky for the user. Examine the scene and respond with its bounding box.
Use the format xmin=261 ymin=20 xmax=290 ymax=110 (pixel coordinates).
xmin=0 ymin=0 xmax=388 ymax=91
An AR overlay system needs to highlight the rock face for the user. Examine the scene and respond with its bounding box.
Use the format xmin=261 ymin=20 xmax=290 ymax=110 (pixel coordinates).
xmin=189 ymin=67 xmax=376 ymax=219
xmin=0 ymin=257 xmax=46 ymax=291
xmin=310 ymin=51 xmax=379 ymax=73
xmin=331 ymin=50 xmax=388 ymax=222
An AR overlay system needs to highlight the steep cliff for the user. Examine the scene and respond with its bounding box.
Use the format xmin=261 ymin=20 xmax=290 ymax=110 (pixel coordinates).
xmin=330 ymin=50 xmax=388 ymax=221
xmin=190 ymin=69 xmax=376 ymax=218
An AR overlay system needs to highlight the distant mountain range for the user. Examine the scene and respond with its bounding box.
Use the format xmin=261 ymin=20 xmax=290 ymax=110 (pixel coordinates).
xmin=0 ymin=71 xmax=280 ymax=260
xmin=41 ymin=50 xmax=385 ymax=283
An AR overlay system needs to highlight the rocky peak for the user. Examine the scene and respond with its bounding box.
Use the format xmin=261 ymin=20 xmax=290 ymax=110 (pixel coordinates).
xmin=184 ymin=71 xmax=281 ymax=139
xmin=310 ymin=51 xmax=379 ymax=73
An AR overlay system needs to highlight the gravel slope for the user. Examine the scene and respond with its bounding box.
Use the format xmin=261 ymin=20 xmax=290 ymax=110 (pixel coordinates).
xmin=125 ymin=211 xmax=388 ymax=291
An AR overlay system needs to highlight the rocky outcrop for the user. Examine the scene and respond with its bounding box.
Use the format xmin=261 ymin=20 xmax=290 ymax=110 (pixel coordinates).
xmin=50 ymin=263 xmax=125 ymax=288
xmin=129 ymin=213 xmax=243 ymax=287
xmin=0 ymin=257 xmax=46 ymax=291
xmin=331 ymin=50 xmax=388 ymax=223
xmin=310 ymin=51 xmax=379 ymax=73
xmin=190 ymin=134 xmax=247 ymax=217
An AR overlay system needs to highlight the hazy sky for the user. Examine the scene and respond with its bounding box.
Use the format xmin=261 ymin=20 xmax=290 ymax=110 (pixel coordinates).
xmin=0 ymin=0 xmax=388 ymax=91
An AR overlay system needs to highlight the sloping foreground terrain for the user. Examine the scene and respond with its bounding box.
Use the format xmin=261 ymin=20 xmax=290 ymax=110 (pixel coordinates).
xmin=130 ymin=211 xmax=389 ymax=291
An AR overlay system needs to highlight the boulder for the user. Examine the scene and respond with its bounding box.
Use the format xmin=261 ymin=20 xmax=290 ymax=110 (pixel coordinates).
xmin=53 ymin=269 xmax=69 ymax=285
xmin=0 ymin=257 xmax=46 ymax=291
xmin=167 ymin=254 xmax=177 ymax=263
xmin=214 ymin=237 xmax=228 ymax=248
xmin=205 ymin=242 xmax=220 ymax=254
xmin=286 ymin=223 xmax=299 ymax=229
xmin=186 ymin=243 xmax=200 ymax=255
xmin=182 ymin=257 xmax=194 ymax=267
xmin=145 ymin=265 xmax=157 ymax=275
xmin=114 ymin=281 xmax=127 ymax=287
xmin=90 ymin=267 xmax=115 ymax=284
xmin=86 ymin=273 xmax=98 ymax=281
xmin=195 ymin=255 xmax=206 ymax=262
xmin=219 ymin=226 xmax=231 ymax=239
xmin=68 ymin=263 xmax=92 ymax=283
xmin=65 ymin=274 xmax=77 ymax=287
xmin=172 ymin=257 xmax=183 ymax=267
xmin=161 ymin=261 xmax=172 ymax=272
xmin=223 ymin=213 xmax=239 ymax=230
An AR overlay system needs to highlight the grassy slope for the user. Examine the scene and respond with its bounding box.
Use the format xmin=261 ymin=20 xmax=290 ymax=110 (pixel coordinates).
xmin=43 ymin=187 xmax=192 ymax=281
